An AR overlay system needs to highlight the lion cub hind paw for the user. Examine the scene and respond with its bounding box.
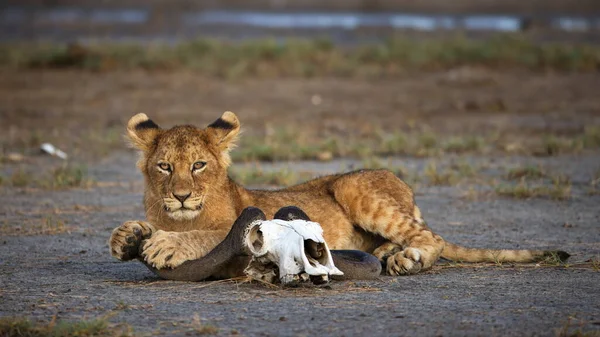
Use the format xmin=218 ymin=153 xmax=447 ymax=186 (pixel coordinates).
xmin=141 ymin=230 xmax=195 ymax=270
xmin=109 ymin=221 xmax=152 ymax=261
xmin=386 ymin=248 xmax=423 ymax=275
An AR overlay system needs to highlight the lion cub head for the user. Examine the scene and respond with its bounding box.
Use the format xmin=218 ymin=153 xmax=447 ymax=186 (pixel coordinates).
xmin=127 ymin=111 xmax=240 ymax=221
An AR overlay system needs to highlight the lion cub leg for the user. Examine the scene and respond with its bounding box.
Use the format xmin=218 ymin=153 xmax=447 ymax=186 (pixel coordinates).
xmin=333 ymin=170 xmax=445 ymax=275
xmin=109 ymin=220 xmax=156 ymax=261
xmin=368 ymin=215 xmax=444 ymax=275
xmin=372 ymin=241 xmax=433 ymax=275
xmin=387 ymin=225 xmax=445 ymax=275
xmin=141 ymin=229 xmax=229 ymax=269
xmin=372 ymin=242 xmax=403 ymax=262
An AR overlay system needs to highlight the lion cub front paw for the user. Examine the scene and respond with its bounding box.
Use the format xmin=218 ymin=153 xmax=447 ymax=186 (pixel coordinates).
xmin=109 ymin=221 xmax=154 ymax=261
xmin=141 ymin=230 xmax=198 ymax=269
xmin=386 ymin=248 xmax=423 ymax=275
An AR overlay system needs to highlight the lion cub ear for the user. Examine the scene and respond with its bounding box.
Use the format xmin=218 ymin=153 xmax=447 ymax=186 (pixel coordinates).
xmin=206 ymin=111 xmax=241 ymax=166
xmin=126 ymin=113 xmax=161 ymax=152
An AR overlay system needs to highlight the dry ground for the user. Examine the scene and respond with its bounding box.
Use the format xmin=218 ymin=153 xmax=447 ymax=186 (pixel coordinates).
xmin=0 ymin=69 xmax=599 ymax=336
xmin=1 ymin=68 xmax=599 ymax=154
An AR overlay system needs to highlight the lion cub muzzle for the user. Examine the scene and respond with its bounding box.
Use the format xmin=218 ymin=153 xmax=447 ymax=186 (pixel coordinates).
xmin=163 ymin=192 xmax=204 ymax=220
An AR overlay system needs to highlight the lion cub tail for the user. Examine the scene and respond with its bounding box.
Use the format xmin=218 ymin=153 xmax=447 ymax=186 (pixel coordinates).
xmin=441 ymin=242 xmax=570 ymax=263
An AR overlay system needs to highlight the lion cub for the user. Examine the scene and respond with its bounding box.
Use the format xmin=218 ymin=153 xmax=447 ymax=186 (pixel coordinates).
xmin=109 ymin=111 xmax=568 ymax=276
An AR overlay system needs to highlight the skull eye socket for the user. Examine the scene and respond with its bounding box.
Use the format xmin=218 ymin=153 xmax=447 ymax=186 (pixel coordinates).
xmin=192 ymin=161 xmax=207 ymax=171
xmin=304 ymin=240 xmax=324 ymax=260
xmin=158 ymin=162 xmax=171 ymax=172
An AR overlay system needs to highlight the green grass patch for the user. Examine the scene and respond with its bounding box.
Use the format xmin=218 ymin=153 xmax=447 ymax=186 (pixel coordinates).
xmin=576 ymin=125 xmax=600 ymax=150
xmin=495 ymin=175 xmax=571 ymax=201
xmin=443 ymin=136 xmax=484 ymax=154
xmin=2 ymin=35 xmax=599 ymax=75
xmin=417 ymin=160 xmax=481 ymax=186
xmin=232 ymin=128 xmax=337 ymax=162
xmin=0 ymin=316 xmax=130 ymax=337
xmin=506 ymin=165 xmax=545 ymax=180
xmin=0 ymin=216 xmax=71 ymax=236
xmin=449 ymin=160 xmax=480 ymax=178
xmin=589 ymin=168 xmax=600 ymax=195
xmin=44 ymin=165 xmax=92 ymax=189
xmin=557 ymin=317 xmax=600 ymax=337
xmin=379 ymin=132 xmax=408 ymax=155
xmin=532 ymin=127 xmax=600 ymax=157
xmin=232 ymin=124 xmax=600 ymax=163
xmin=534 ymin=135 xmax=580 ymax=156
xmin=10 ymin=168 xmax=31 ymax=187
xmin=424 ymin=162 xmax=458 ymax=186
xmin=6 ymin=164 xmax=93 ymax=189
xmin=233 ymin=129 xmax=491 ymax=162
xmin=229 ymin=166 xmax=315 ymax=187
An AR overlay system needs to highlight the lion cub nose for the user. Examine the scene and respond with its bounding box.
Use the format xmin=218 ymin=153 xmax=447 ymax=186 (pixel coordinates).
xmin=173 ymin=192 xmax=191 ymax=203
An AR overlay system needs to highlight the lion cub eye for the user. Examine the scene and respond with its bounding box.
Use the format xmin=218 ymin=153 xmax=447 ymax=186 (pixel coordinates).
xmin=192 ymin=161 xmax=207 ymax=171
xmin=158 ymin=162 xmax=171 ymax=172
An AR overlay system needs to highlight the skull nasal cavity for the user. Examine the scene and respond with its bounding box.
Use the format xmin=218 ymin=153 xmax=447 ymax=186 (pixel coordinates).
xmin=249 ymin=228 xmax=264 ymax=251
xmin=173 ymin=192 xmax=191 ymax=203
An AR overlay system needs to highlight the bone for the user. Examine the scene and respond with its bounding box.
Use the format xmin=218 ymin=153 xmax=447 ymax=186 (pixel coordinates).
xmin=243 ymin=218 xmax=343 ymax=285
xmin=144 ymin=207 xmax=264 ymax=281
xmin=273 ymin=206 xmax=382 ymax=280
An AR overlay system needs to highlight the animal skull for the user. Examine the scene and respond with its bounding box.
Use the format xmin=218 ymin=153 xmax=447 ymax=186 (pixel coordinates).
xmin=244 ymin=219 xmax=343 ymax=285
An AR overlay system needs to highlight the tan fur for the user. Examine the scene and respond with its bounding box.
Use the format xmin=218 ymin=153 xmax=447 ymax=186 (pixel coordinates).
xmin=109 ymin=112 xmax=562 ymax=276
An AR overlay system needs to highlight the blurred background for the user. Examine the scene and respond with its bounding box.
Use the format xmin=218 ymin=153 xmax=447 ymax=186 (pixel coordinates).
xmin=1 ymin=4 xmax=600 ymax=334
xmin=0 ymin=4 xmax=600 ymax=336
xmin=2 ymin=0 xmax=600 ymax=42
xmin=0 ymin=0 xmax=599 ymax=188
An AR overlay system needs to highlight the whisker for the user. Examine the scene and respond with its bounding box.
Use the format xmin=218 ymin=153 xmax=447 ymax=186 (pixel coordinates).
xmin=146 ymin=198 xmax=163 ymax=215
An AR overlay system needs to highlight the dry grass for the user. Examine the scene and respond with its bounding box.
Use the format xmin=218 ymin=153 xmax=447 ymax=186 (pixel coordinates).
xmin=589 ymin=169 xmax=600 ymax=195
xmin=495 ymin=174 xmax=571 ymax=200
xmin=0 ymin=316 xmax=133 ymax=337
xmin=556 ymin=317 xmax=600 ymax=337
xmin=229 ymin=166 xmax=315 ymax=187
xmin=232 ymin=127 xmax=336 ymax=162
xmin=231 ymin=126 xmax=600 ymax=163
xmin=4 ymin=164 xmax=93 ymax=189
xmin=421 ymin=160 xmax=482 ymax=186
xmin=10 ymin=168 xmax=31 ymax=187
xmin=0 ymin=216 xmax=71 ymax=236
xmin=189 ymin=315 xmax=219 ymax=335
xmin=532 ymin=127 xmax=600 ymax=156
xmin=424 ymin=162 xmax=458 ymax=186
xmin=506 ymin=165 xmax=546 ymax=180
xmin=1 ymin=121 xmax=598 ymax=164
xmin=442 ymin=136 xmax=484 ymax=154
xmin=590 ymin=257 xmax=600 ymax=272
xmin=44 ymin=165 xmax=93 ymax=189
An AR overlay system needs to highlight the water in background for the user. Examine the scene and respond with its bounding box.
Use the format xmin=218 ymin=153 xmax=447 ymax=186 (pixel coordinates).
xmin=183 ymin=10 xmax=597 ymax=32
xmin=1 ymin=7 xmax=598 ymax=42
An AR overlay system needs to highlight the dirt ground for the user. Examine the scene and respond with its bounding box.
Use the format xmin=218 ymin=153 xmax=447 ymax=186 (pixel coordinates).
xmin=0 ymin=69 xmax=599 ymax=336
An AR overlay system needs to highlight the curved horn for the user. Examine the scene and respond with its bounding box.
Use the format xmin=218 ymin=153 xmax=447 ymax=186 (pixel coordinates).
xmin=273 ymin=206 xmax=382 ymax=280
xmin=145 ymin=207 xmax=266 ymax=281
xmin=273 ymin=205 xmax=311 ymax=222
xmin=327 ymin=250 xmax=381 ymax=280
